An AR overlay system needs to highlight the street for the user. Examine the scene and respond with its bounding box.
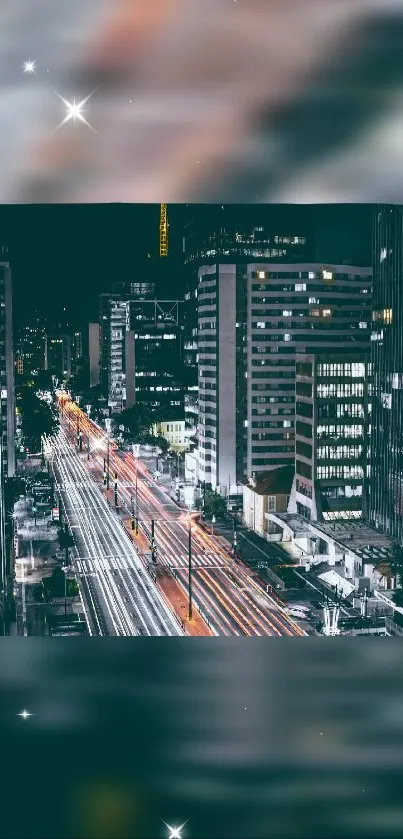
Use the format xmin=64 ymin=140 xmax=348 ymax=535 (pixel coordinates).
xmin=47 ymin=426 xmax=183 ymax=636
xmin=62 ymin=401 xmax=306 ymax=636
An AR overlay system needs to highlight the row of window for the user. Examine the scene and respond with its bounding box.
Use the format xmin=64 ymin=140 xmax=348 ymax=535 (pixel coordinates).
xmin=316 ymin=465 xmax=364 ymax=479
xmin=317 ymin=445 xmax=363 ymax=461
xmin=317 ymin=383 xmax=364 ymax=398
xmin=318 ymin=403 xmax=364 ymax=419
xmin=317 ymin=363 xmax=366 ymax=378
xmin=316 ymin=424 xmax=364 ymax=439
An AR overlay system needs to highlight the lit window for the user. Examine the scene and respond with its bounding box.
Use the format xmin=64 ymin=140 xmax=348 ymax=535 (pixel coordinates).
xmin=295 ymin=283 xmax=306 ymax=291
xmin=258 ymin=271 xmax=266 ymax=279
xmin=284 ymin=333 xmax=291 ymax=342
xmin=308 ymin=272 xmax=316 ymax=279
xmin=282 ymin=310 xmax=292 ymax=317
xmin=322 ymin=309 xmax=332 ymax=318
xmin=256 ymin=322 xmax=266 ymax=329
xmin=383 ymin=309 xmax=392 ymax=324
xmin=322 ymin=269 xmax=333 ymax=280
xmin=359 ymin=322 xmax=367 ymax=329
xmin=308 ymin=297 xmax=318 ymax=304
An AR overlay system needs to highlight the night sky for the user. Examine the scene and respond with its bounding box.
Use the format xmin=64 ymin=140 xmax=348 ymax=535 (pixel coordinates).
xmin=0 ymin=204 xmax=373 ymax=330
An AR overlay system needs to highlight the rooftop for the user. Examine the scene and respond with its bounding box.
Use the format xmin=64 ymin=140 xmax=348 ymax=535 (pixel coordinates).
xmin=269 ymin=512 xmax=395 ymax=566
xmin=246 ymin=465 xmax=294 ymax=497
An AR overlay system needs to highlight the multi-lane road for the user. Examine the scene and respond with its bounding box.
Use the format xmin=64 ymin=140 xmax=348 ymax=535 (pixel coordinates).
xmin=46 ymin=426 xmax=183 ymax=636
xmin=58 ymin=399 xmax=305 ymax=637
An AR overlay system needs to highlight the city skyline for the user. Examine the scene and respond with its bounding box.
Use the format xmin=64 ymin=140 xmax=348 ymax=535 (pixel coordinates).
xmin=1 ymin=203 xmax=373 ymax=329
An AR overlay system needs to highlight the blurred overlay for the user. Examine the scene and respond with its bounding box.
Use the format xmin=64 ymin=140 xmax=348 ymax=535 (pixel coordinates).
xmin=1 ymin=0 xmax=403 ymax=203
xmin=0 ymin=640 xmax=402 ymax=838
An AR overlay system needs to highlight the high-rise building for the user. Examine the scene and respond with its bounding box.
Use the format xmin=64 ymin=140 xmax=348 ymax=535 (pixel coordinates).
xmin=0 ymin=249 xmax=15 ymax=478
xmin=370 ymin=206 xmax=403 ymax=541
xmin=184 ymin=207 xmax=314 ymax=450
xmin=100 ymin=283 xmax=184 ymax=417
xmin=89 ymin=322 xmax=100 ymax=387
xmin=198 ymin=262 xmax=371 ymax=496
xmin=16 ymin=313 xmax=46 ymax=375
xmin=288 ymin=353 xmax=369 ymax=522
xmin=44 ymin=333 xmax=72 ymax=376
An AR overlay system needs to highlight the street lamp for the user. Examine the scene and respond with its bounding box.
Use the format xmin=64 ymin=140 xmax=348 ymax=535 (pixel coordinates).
xmin=211 ymin=514 xmax=216 ymax=536
xmin=105 ymin=418 xmax=111 ymax=490
xmin=187 ymin=510 xmax=193 ymax=621
xmin=132 ymin=444 xmax=139 ymax=534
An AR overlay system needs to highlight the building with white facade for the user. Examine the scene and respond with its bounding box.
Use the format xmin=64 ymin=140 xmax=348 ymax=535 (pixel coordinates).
xmin=198 ymin=262 xmax=371 ymax=496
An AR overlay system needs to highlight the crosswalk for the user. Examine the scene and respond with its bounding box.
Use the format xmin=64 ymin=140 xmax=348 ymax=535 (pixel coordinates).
xmin=74 ymin=551 xmax=228 ymax=577
xmin=75 ymin=555 xmax=136 ymax=575
xmin=164 ymin=552 xmax=229 ymax=572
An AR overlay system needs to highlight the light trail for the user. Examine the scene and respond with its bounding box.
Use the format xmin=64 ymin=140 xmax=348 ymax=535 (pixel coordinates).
xmin=59 ymin=397 xmax=306 ymax=637
xmin=46 ymin=423 xmax=183 ymax=636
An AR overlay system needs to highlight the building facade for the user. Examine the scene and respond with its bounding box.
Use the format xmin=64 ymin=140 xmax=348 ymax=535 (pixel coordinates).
xmin=44 ymin=333 xmax=72 ymax=376
xmin=243 ymin=466 xmax=294 ymax=538
xmin=89 ymin=322 xmax=100 ymax=387
xmin=370 ymin=205 xmax=403 ymax=541
xmin=288 ymin=353 xmax=369 ymax=522
xmin=0 ymin=252 xmax=15 ymax=477
xmin=198 ymin=262 xmax=371 ymax=495
xmin=16 ymin=313 xmax=46 ymax=375
xmin=100 ymin=283 xmax=184 ymax=418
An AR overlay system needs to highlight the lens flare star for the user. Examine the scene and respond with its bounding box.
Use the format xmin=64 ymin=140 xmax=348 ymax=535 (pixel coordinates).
xmin=17 ymin=710 xmax=32 ymax=719
xmin=52 ymin=90 xmax=97 ymax=134
xmin=22 ymin=59 xmax=36 ymax=74
xmin=162 ymin=821 xmax=188 ymax=839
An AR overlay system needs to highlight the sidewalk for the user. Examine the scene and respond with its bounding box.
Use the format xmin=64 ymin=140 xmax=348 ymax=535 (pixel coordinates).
xmin=122 ymin=518 xmax=212 ymax=637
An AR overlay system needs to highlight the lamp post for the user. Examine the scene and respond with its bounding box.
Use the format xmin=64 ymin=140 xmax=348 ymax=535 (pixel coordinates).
xmin=114 ymin=472 xmax=118 ymax=508
xmin=232 ymin=517 xmax=237 ymax=554
xmin=150 ymin=519 xmax=157 ymax=564
xmin=132 ymin=445 xmax=139 ymax=534
xmin=211 ymin=514 xmax=216 ymax=536
xmin=105 ymin=418 xmax=111 ymax=491
xmin=86 ymin=405 xmax=91 ymax=459
xmin=188 ymin=511 xmax=193 ymax=621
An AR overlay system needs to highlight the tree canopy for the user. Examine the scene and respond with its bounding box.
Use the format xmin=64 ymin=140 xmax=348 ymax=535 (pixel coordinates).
xmin=17 ymin=387 xmax=59 ymax=451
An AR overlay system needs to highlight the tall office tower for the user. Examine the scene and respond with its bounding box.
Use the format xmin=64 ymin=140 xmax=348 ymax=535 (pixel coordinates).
xmin=89 ymin=322 xmax=100 ymax=387
xmin=370 ymin=206 xmax=403 ymax=541
xmin=198 ymin=263 xmax=372 ymax=495
xmin=185 ymin=207 xmax=313 ymax=451
xmin=100 ymin=283 xmax=184 ymax=417
xmin=289 ymin=353 xmax=369 ymax=522
xmin=72 ymin=330 xmax=83 ymax=362
xmin=16 ymin=312 xmax=46 ymax=375
xmin=44 ymin=333 xmax=72 ymax=376
xmin=0 ymin=250 xmax=15 ymax=478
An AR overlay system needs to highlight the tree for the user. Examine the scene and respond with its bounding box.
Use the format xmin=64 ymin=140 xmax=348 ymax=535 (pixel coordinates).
xmin=17 ymin=387 xmax=59 ymax=451
xmin=203 ymin=490 xmax=228 ymax=520
xmin=112 ymin=403 xmax=154 ymax=444
xmin=390 ymin=543 xmax=403 ymax=588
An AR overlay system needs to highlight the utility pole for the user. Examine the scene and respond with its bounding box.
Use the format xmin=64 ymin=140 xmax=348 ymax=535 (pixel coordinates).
xmin=87 ymin=434 xmax=90 ymax=460
xmin=232 ymin=517 xmax=237 ymax=554
xmin=135 ymin=465 xmax=139 ymax=534
xmin=131 ymin=495 xmax=135 ymax=531
xmin=106 ymin=432 xmax=110 ymax=490
xmin=150 ymin=519 xmax=157 ymax=564
xmin=114 ymin=472 xmax=118 ymax=508
xmin=103 ymin=458 xmax=107 ymax=487
xmin=188 ymin=515 xmax=193 ymax=621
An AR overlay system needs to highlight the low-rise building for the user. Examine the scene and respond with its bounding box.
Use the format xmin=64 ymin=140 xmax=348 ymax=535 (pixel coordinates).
xmin=153 ymin=419 xmax=188 ymax=451
xmin=243 ymin=465 xmax=293 ymax=538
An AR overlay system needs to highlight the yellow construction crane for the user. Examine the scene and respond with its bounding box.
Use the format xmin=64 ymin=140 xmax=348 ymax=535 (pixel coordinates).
xmin=159 ymin=203 xmax=168 ymax=257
